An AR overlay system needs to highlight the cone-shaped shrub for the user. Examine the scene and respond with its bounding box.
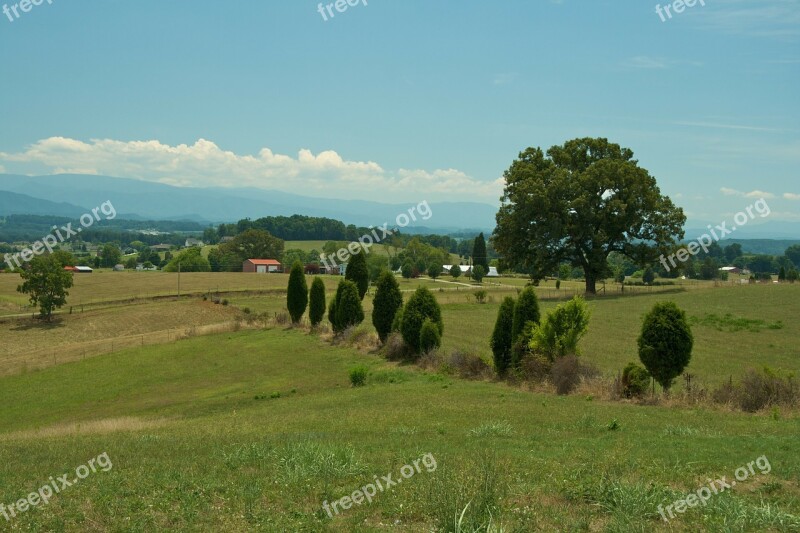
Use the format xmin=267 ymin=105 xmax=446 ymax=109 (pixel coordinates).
xmin=335 ymin=280 xmax=364 ymax=331
xmin=511 ymin=286 xmax=540 ymax=342
xmin=286 ymin=261 xmax=308 ymax=324
xmin=345 ymin=249 xmax=369 ymax=299
xmin=400 ymin=286 xmax=443 ymax=354
xmin=419 ymin=318 xmax=442 ymax=353
xmin=490 ymin=296 xmax=515 ymax=376
xmin=372 ymin=270 xmax=403 ymax=343
xmin=308 ymin=277 xmax=326 ymax=327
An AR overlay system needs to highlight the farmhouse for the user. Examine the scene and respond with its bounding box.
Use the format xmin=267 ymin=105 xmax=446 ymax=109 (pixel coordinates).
xmin=243 ymin=259 xmax=282 ymax=273
xmin=719 ymin=266 xmax=743 ymax=275
xmin=184 ymin=238 xmax=204 ymax=248
xmin=64 ymin=265 xmax=93 ymax=273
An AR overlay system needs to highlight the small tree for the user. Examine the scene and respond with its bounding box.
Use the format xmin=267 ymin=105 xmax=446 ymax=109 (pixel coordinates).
xmin=427 ymin=264 xmax=441 ymax=281
xmin=643 ymin=267 xmax=655 ymax=284
xmin=17 ymin=255 xmax=74 ymax=320
xmin=472 ymin=265 xmax=486 ymax=283
xmin=400 ymin=286 xmax=443 ymax=354
xmin=328 ymin=280 xmax=348 ymax=332
xmin=788 ymin=269 xmax=799 ymax=283
xmin=472 ymin=233 xmax=489 ymax=270
xmin=490 ymin=296 xmax=515 ymax=376
xmin=372 ymin=270 xmax=403 ymax=343
xmin=529 ymin=296 xmax=591 ymax=361
xmin=638 ymin=301 xmax=693 ymax=391
xmin=308 ymin=277 xmax=326 ymax=327
xmin=778 ymin=266 xmax=786 ymax=282
xmin=401 ymin=261 xmax=414 ymax=280
xmin=335 ymin=280 xmax=364 ymax=331
xmin=511 ymin=286 xmax=540 ymax=342
xmin=419 ymin=318 xmax=442 ymax=353
xmin=450 ymin=265 xmax=462 ymax=279
xmin=286 ymin=261 xmax=308 ymax=324
xmin=345 ymin=249 xmax=369 ymax=299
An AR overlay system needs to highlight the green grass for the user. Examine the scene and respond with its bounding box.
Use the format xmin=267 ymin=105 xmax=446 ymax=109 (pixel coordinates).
xmin=0 ymin=328 xmax=798 ymax=531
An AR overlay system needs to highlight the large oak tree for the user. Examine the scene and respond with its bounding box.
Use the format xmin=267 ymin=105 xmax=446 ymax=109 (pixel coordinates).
xmin=492 ymin=138 xmax=685 ymax=294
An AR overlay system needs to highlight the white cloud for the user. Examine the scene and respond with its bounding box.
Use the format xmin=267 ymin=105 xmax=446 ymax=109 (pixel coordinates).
xmin=719 ymin=187 xmax=775 ymax=199
xmin=784 ymin=192 xmax=800 ymax=200
xmin=0 ymin=137 xmax=504 ymax=204
xmin=745 ymin=190 xmax=776 ymax=199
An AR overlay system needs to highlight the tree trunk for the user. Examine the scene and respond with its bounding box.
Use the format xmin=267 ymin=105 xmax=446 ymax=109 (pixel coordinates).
xmin=584 ymin=273 xmax=597 ymax=294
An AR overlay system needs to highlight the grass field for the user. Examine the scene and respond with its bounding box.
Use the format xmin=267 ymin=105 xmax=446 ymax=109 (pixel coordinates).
xmin=1 ymin=271 xmax=798 ymax=531
xmin=0 ymin=328 xmax=798 ymax=531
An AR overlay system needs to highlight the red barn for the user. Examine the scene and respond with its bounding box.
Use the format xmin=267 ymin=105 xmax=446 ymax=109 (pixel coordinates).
xmin=243 ymin=259 xmax=282 ymax=273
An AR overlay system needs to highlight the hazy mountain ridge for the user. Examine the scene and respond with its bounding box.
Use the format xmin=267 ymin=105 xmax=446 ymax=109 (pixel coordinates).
xmin=0 ymin=174 xmax=499 ymax=231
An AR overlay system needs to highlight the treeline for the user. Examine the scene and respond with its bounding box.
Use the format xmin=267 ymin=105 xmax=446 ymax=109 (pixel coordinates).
xmin=0 ymin=215 xmax=203 ymax=244
xmin=208 ymin=214 xmax=496 ymax=259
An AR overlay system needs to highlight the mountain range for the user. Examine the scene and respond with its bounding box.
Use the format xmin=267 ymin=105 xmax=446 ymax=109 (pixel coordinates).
xmin=0 ymin=174 xmax=498 ymax=232
xmin=1 ymin=173 xmax=798 ymax=240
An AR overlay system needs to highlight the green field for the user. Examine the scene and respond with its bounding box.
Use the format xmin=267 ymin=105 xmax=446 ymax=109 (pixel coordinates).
xmin=0 ymin=273 xmax=798 ymax=531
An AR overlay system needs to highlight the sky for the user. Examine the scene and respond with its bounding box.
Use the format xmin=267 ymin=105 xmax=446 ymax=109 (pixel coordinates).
xmin=0 ymin=0 xmax=798 ymax=225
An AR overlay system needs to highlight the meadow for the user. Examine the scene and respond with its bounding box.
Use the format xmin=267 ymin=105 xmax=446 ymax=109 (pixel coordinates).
xmin=0 ymin=269 xmax=798 ymax=531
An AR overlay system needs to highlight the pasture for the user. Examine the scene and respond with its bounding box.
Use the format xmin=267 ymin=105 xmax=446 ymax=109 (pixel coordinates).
xmin=0 ymin=269 xmax=798 ymax=531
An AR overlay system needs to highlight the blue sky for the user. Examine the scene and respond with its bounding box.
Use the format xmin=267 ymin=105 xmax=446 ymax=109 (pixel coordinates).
xmin=0 ymin=0 xmax=798 ymax=225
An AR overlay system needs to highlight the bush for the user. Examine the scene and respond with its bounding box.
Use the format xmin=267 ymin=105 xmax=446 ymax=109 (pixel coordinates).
xmin=419 ymin=318 xmax=442 ymax=353
xmin=446 ymin=350 xmax=492 ymax=379
xmin=427 ymin=264 xmax=441 ymax=280
xmin=449 ymin=264 xmax=462 ymax=279
xmin=286 ymin=261 xmax=308 ymax=323
xmin=349 ymin=365 xmax=368 ymax=387
xmin=400 ymin=287 xmax=443 ymax=354
xmin=550 ymin=355 xmax=599 ymax=395
xmin=401 ymin=261 xmax=414 ymax=279
xmin=308 ymin=277 xmax=326 ymax=327
xmin=372 ymin=270 xmax=403 ymax=343
xmin=344 ymin=250 xmax=369 ymax=299
xmin=717 ymin=367 xmax=799 ymax=412
xmin=520 ymin=353 xmax=551 ymax=384
xmin=221 ymin=299 xmax=229 ymax=306
xmin=391 ymin=306 xmax=404 ymax=333
xmin=511 ymin=287 xmax=540 ymax=345
xmin=621 ymin=363 xmax=651 ymax=398
xmin=550 ymin=355 xmax=582 ymax=395
xmin=490 ymin=296 xmax=515 ymax=376
xmin=383 ymin=332 xmax=412 ymax=361
xmin=472 ymin=265 xmax=486 ymax=283
xmin=529 ymin=296 xmax=591 ymax=361
xmin=335 ymin=281 xmax=364 ymax=332
xmin=638 ymin=301 xmax=693 ymax=391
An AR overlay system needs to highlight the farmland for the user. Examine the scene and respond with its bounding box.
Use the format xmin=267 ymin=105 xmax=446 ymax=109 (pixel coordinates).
xmin=0 ymin=267 xmax=798 ymax=531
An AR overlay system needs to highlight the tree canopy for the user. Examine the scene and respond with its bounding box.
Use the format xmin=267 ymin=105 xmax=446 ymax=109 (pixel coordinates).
xmin=492 ymin=137 xmax=686 ymax=293
xmin=17 ymin=255 xmax=74 ymax=320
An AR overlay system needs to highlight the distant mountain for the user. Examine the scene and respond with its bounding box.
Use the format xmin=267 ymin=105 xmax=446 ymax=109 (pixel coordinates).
xmin=0 ymin=174 xmax=498 ymax=231
xmin=0 ymin=190 xmax=88 ymax=217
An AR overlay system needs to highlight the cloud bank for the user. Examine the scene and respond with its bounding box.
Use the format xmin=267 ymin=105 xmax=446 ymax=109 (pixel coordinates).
xmin=0 ymin=137 xmax=504 ymax=204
